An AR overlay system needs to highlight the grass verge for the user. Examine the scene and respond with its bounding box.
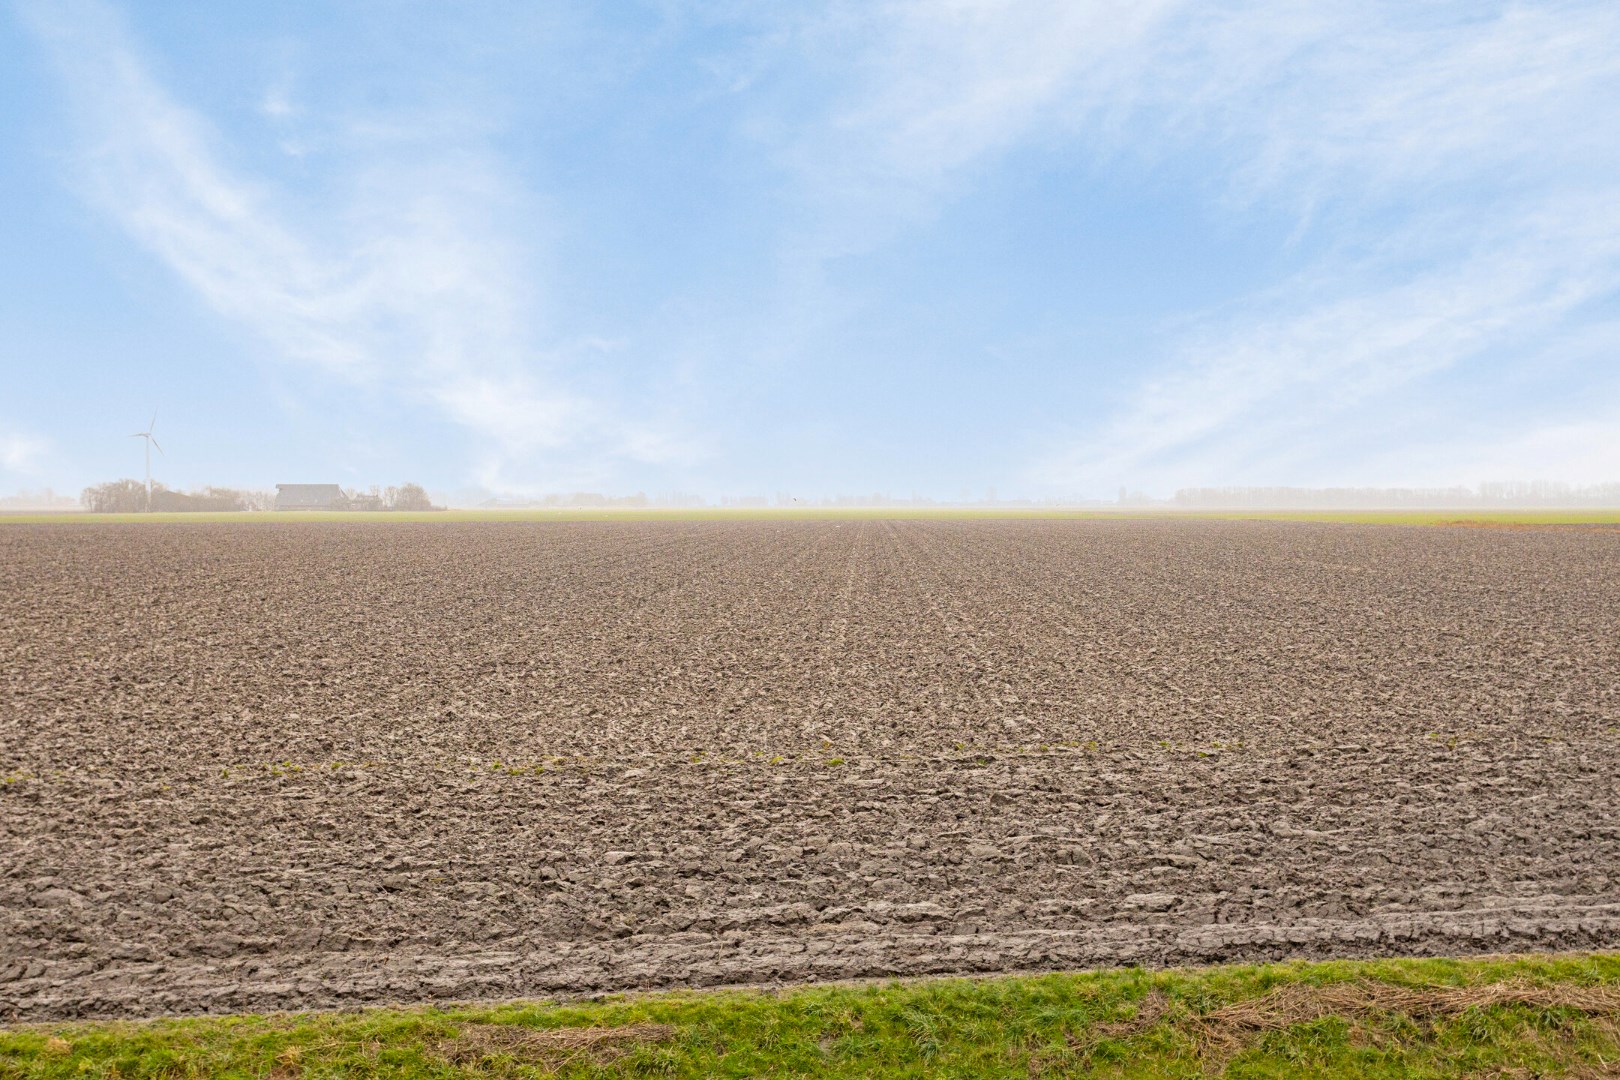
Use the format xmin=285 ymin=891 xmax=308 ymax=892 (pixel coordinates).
xmin=4 ymin=954 xmax=1619 ymax=1078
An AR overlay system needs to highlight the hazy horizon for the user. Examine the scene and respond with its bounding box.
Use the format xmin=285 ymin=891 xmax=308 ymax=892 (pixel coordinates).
xmin=4 ymin=1 xmax=1619 ymax=502
xmin=10 ymin=478 xmax=1620 ymax=514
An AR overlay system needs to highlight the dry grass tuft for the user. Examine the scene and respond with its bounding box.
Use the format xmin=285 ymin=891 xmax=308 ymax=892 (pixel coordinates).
xmin=269 ymin=1043 xmax=304 ymax=1079
xmin=1201 ymin=979 xmax=1620 ymax=1035
xmin=1097 ymin=989 xmax=1174 ymax=1039
xmin=437 ymin=1021 xmax=677 ymax=1067
xmin=1039 ymin=989 xmax=1175 ymax=1074
xmin=1483 ymin=1064 xmax=1620 ymax=1080
xmin=1192 ymin=979 xmax=1620 ymax=1068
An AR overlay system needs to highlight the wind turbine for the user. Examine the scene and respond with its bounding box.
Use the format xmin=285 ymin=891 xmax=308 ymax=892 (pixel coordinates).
xmin=130 ymin=413 xmax=162 ymax=511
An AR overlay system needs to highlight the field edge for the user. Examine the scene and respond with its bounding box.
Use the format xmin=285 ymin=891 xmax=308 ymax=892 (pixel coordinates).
xmin=4 ymin=506 xmax=1620 ymax=525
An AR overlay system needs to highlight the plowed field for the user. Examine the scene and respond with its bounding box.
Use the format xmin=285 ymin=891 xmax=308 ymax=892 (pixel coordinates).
xmin=2 ymin=519 xmax=1617 ymax=1020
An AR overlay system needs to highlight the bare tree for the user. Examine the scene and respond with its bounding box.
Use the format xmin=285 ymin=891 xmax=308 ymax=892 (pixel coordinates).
xmin=81 ymin=479 xmax=149 ymax=513
xmin=386 ymin=483 xmax=435 ymax=511
xmin=81 ymin=481 xmax=267 ymax=513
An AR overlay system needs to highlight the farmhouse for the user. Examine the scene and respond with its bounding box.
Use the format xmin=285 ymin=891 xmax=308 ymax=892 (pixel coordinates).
xmin=274 ymin=483 xmax=348 ymax=511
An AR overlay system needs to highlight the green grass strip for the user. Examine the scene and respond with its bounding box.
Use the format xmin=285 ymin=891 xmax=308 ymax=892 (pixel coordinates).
xmin=4 ymin=954 xmax=1619 ymax=1078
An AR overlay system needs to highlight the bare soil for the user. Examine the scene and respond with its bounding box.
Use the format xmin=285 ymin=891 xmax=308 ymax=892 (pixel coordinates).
xmin=1 ymin=519 xmax=1616 ymax=1021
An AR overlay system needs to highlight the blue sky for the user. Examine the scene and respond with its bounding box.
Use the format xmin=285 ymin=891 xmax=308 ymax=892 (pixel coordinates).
xmin=3 ymin=0 xmax=1619 ymax=501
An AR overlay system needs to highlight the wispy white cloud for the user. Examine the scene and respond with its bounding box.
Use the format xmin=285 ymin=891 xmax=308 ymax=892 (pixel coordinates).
xmin=1414 ymin=415 xmax=1620 ymax=488
xmin=773 ymin=1 xmax=1620 ymax=490
xmin=0 ymin=429 xmax=50 ymax=475
xmin=19 ymin=0 xmax=695 ymax=486
xmin=1033 ymin=190 xmax=1620 ymax=490
xmin=260 ymin=83 xmax=294 ymax=122
xmin=773 ymin=0 xmax=1184 ymax=255
xmin=785 ymin=2 xmax=1620 ymax=226
xmin=1030 ymin=5 xmax=1620 ymax=491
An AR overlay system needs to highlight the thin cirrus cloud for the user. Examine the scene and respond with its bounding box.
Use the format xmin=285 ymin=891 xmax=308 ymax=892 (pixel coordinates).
xmin=784 ymin=2 xmax=1176 ymax=226
xmin=1033 ymin=215 xmax=1620 ymax=491
xmin=18 ymin=0 xmax=691 ymax=493
xmin=776 ymin=1 xmax=1620 ymax=491
xmin=0 ymin=429 xmax=49 ymax=475
xmin=1063 ymin=2 xmax=1620 ymax=490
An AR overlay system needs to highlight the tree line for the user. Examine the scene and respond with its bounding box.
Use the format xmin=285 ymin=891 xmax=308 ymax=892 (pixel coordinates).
xmin=80 ymin=481 xmax=268 ymax=513
xmin=1172 ymin=482 xmax=1620 ymax=508
xmin=342 ymin=484 xmax=435 ymax=511
xmin=80 ymin=481 xmax=437 ymax=513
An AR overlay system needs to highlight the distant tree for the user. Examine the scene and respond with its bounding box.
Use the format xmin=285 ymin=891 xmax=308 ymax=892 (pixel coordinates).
xmin=385 ymin=483 xmax=434 ymax=511
xmin=81 ymin=481 xmax=271 ymax=513
xmin=152 ymin=486 xmax=258 ymax=512
xmin=81 ymin=479 xmax=149 ymax=513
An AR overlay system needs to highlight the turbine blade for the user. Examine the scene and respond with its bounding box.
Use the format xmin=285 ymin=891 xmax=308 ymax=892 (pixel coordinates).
xmin=149 ymin=412 xmax=157 ymax=432
xmin=150 ymin=438 xmax=164 ymax=454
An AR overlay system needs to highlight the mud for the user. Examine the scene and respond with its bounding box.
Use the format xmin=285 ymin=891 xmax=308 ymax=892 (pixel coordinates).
xmin=2 ymin=519 xmax=1617 ymax=1020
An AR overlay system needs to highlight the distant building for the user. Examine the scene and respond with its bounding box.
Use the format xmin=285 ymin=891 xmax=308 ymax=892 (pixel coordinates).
xmin=274 ymin=483 xmax=348 ymax=511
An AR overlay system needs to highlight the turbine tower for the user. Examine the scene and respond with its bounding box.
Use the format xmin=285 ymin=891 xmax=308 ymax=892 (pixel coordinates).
xmin=130 ymin=413 xmax=162 ymax=512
